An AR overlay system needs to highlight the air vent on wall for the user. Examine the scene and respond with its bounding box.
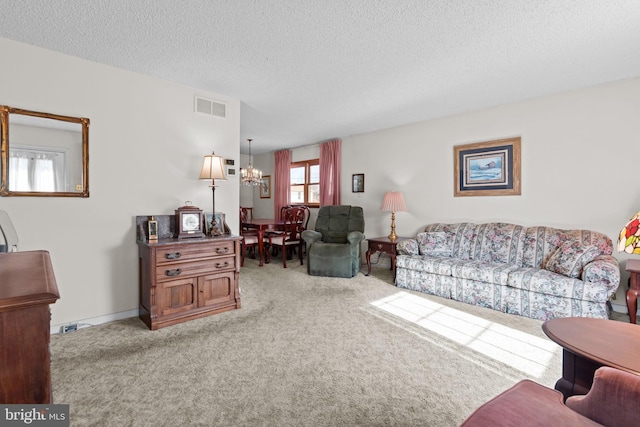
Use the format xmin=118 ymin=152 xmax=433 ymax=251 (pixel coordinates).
xmin=194 ymin=96 xmax=226 ymax=118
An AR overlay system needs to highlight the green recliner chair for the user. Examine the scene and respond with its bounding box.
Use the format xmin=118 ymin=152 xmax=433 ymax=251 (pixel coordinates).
xmin=302 ymin=205 xmax=365 ymax=278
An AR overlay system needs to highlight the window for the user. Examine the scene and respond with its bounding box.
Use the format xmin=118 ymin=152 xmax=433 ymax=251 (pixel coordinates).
xmin=9 ymin=147 xmax=66 ymax=192
xmin=290 ymin=159 xmax=319 ymax=206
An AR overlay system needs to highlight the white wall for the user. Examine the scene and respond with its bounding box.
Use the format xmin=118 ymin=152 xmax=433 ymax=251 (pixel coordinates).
xmin=250 ymin=76 xmax=640 ymax=311
xmin=0 ymin=38 xmax=241 ymax=328
xmin=338 ymin=76 xmax=640 ymax=308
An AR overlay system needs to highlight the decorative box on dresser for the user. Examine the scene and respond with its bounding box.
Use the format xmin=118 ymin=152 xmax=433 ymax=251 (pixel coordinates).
xmin=138 ymin=225 xmax=242 ymax=330
xmin=0 ymin=250 xmax=59 ymax=404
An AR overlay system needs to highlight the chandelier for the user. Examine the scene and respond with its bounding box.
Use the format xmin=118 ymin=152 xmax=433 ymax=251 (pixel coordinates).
xmin=240 ymin=138 xmax=263 ymax=186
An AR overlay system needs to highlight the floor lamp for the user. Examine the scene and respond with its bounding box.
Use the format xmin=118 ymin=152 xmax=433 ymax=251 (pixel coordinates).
xmin=199 ymin=151 xmax=227 ymax=235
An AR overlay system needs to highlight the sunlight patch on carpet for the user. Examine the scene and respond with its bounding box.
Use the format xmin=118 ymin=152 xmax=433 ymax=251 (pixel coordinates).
xmin=370 ymin=291 xmax=557 ymax=378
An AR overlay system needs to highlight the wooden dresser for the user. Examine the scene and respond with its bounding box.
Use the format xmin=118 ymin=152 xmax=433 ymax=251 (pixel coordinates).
xmin=0 ymin=250 xmax=60 ymax=403
xmin=138 ymin=235 xmax=242 ymax=330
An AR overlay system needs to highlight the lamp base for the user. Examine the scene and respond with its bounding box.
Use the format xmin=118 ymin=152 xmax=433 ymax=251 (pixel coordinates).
xmin=388 ymin=211 xmax=398 ymax=242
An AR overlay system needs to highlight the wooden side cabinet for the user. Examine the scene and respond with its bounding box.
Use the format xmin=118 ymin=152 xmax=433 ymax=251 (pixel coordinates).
xmin=0 ymin=250 xmax=60 ymax=404
xmin=365 ymin=236 xmax=411 ymax=279
xmin=138 ymin=236 xmax=242 ymax=330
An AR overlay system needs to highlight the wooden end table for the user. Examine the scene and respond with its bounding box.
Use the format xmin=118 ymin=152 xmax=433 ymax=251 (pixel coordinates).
xmin=626 ymin=259 xmax=640 ymax=324
xmin=542 ymin=317 xmax=640 ymax=400
xmin=365 ymin=236 xmax=409 ymax=278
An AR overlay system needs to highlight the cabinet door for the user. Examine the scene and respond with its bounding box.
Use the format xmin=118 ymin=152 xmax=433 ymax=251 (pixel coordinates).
xmin=157 ymin=277 xmax=197 ymax=316
xmin=198 ymin=271 xmax=236 ymax=308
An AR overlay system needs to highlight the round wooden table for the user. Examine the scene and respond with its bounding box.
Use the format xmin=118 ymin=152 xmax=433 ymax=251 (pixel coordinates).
xmin=542 ymin=317 xmax=640 ymax=399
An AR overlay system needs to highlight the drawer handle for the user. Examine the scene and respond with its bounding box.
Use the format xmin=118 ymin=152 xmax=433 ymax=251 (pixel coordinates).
xmin=165 ymin=268 xmax=182 ymax=277
xmin=215 ymin=247 xmax=229 ymax=254
xmin=166 ymin=252 xmax=181 ymax=260
xmin=215 ymin=261 xmax=229 ymax=269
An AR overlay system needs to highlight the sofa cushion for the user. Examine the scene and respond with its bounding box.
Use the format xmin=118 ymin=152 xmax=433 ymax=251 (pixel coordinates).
xmin=521 ymin=227 xmax=613 ymax=269
xmin=544 ymin=241 xmax=601 ymax=278
xmin=395 ymin=254 xmax=459 ymax=276
xmin=451 ymin=260 xmax=519 ymax=286
xmin=424 ymin=223 xmax=477 ymax=259
xmin=507 ymin=267 xmax=610 ymax=303
xmin=416 ymin=231 xmax=452 ymax=256
xmin=396 ymin=238 xmax=419 ymax=256
xmin=470 ymin=223 xmax=526 ymax=265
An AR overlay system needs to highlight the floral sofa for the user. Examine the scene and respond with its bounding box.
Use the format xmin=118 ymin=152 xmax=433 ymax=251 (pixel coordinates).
xmin=395 ymin=222 xmax=620 ymax=320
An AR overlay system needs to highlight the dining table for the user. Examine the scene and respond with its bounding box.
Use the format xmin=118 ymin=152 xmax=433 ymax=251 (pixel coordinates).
xmin=242 ymin=218 xmax=285 ymax=266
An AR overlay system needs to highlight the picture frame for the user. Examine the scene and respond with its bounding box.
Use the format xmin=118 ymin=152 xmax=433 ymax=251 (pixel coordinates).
xmin=454 ymin=137 xmax=521 ymax=197
xmin=352 ymin=173 xmax=364 ymax=193
xmin=260 ymin=175 xmax=271 ymax=198
xmin=205 ymin=212 xmax=228 ymax=236
xmin=147 ymin=216 xmax=158 ymax=241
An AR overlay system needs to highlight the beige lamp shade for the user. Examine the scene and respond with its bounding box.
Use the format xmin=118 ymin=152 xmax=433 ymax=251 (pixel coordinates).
xmin=199 ymin=152 xmax=227 ymax=185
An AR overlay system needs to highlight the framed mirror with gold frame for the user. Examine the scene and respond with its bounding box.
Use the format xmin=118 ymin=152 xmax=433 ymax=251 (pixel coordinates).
xmin=0 ymin=105 xmax=90 ymax=197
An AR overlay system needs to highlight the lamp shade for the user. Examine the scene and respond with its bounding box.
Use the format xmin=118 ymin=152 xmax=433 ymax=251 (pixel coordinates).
xmin=381 ymin=191 xmax=408 ymax=212
xmin=618 ymin=210 xmax=640 ymax=255
xmin=199 ymin=152 xmax=227 ymax=183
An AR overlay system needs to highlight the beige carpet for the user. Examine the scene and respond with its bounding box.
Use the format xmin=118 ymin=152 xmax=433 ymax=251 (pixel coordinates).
xmin=51 ymin=258 xmax=610 ymax=426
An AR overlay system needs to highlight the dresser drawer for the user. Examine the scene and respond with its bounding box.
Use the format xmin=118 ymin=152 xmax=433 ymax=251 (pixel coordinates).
xmin=156 ymin=256 xmax=235 ymax=282
xmin=155 ymin=241 xmax=235 ymax=264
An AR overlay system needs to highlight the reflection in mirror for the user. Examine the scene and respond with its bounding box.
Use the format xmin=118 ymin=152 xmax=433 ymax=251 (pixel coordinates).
xmin=0 ymin=106 xmax=90 ymax=197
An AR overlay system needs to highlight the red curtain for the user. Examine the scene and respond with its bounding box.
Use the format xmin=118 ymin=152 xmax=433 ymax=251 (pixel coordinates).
xmin=319 ymin=139 xmax=341 ymax=206
xmin=273 ymin=149 xmax=291 ymax=219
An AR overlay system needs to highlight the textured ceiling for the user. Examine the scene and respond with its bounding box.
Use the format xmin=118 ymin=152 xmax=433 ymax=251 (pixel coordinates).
xmin=1 ymin=1 xmax=640 ymax=154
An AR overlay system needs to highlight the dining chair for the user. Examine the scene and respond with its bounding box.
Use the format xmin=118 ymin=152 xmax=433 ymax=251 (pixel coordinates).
xmin=239 ymin=207 xmax=259 ymax=266
xmin=264 ymin=206 xmax=306 ymax=268
xmin=267 ymin=205 xmax=310 ymax=257
xmin=240 ymin=206 xmax=253 ymax=222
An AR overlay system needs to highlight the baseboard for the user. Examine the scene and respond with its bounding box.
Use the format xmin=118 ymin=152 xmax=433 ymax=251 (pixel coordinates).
xmin=49 ymin=301 xmax=633 ymax=335
xmin=51 ymin=309 xmax=138 ymax=335
xmin=610 ymin=300 xmax=636 ymax=315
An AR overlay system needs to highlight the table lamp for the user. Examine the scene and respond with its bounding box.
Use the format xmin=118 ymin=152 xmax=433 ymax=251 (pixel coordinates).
xmin=199 ymin=151 xmax=227 ymax=234
xmin=381 ymin=191 xmax=407 ymax=241
xmin=618 ymin=210 xmax=640 ymax=254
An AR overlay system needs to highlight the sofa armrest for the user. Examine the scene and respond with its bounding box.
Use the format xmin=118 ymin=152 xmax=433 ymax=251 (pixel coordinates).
xmin=302 ymin=230 xmax=322 ymax=248
xmin=566 ymin=366 xmax=640 ymax=426
xmin=347 ymin=231 xmax=365 ymax=246
xmin=396 ymin=238 xmax=419 ymax=256
xmin=582 ymin=255 xmax=621 ymax=293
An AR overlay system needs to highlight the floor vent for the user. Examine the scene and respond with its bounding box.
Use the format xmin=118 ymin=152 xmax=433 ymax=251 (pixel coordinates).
xmin=194 ymin=96 xmax=226 ymax=118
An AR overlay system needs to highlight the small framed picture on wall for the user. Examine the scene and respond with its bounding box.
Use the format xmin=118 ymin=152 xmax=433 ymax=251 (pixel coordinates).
xmin=352 ymin=174 xmax=364 ymax=193
xmin=260 ymin=175 xmax=271 ymax=198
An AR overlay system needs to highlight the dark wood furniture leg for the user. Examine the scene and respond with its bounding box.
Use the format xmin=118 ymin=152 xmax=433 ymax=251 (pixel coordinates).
xmin=258 ymin=228 xmax=266 ymax=266
xmin=626 ymin=260 xmax=639 ymax=324
xmin=556 ymin=349 xmax=602 ymax=400
xmin=365 ymin=237 xmax=408 ymax=279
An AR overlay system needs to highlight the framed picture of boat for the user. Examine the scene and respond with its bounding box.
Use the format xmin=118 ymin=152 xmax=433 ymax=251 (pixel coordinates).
xmin=454 ymin=137 xmax=521 ymax=197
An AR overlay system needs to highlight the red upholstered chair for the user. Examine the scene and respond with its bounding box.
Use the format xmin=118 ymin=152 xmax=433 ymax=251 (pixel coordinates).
xmin=565 ymin=367 xmax=640 ymax=427
xmin=460 ymin=367 xmax=640 ymax=427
